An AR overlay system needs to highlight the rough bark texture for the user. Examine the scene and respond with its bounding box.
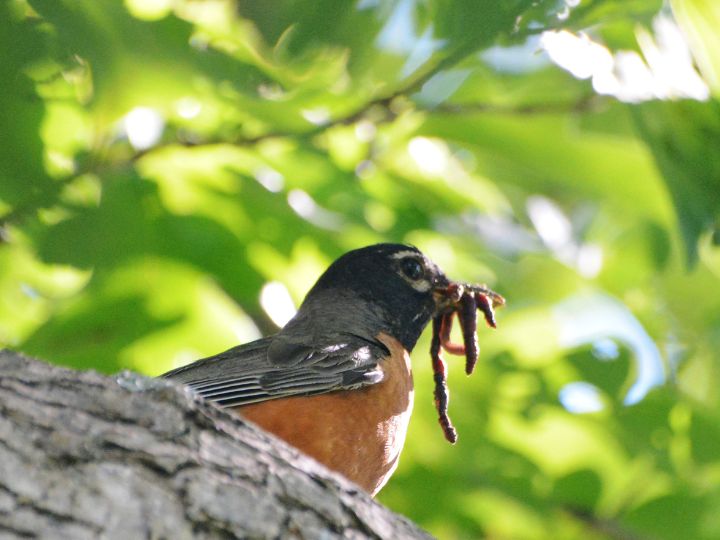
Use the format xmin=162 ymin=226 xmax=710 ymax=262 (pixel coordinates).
xmin=0 ymin=351 xmax=432 ymax=540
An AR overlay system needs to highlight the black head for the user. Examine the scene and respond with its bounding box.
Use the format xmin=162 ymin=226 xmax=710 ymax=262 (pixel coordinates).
xmin=287 ymin=244 xmax=450 ymax=351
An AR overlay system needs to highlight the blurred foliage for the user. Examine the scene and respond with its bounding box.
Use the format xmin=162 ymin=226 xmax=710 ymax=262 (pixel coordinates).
xmin=2 ymin=0 xmax=720 ymax=538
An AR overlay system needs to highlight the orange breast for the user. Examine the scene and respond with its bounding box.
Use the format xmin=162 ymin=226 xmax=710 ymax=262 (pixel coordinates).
xmin=235 ymin=333 xmax=414 ymax=496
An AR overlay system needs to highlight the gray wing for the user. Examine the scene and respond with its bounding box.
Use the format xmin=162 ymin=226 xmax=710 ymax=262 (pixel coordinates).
xmin=162 ymin=334 xmax=389 ymax=408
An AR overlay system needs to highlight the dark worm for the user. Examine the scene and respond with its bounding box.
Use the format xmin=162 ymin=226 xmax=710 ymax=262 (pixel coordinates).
xmin=428 ymin=284 xmax=504 ymax=443
xmin=430 ymin=315 xmax=457 ymax=444
xmin=474 ymin=291 xmax=497 ymax=328
xmin=459 ymin=292 xmax=479 ymax=374
xmin=440 ymin=311 xmax=465 ymax=355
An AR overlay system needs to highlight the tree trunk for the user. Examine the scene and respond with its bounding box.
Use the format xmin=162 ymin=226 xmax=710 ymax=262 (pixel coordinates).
xmin=0 ymin=350 xmax=432 ymax=539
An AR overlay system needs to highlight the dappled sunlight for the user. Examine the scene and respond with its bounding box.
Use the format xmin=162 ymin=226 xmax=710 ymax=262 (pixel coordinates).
xmin=354 ymin=119 xmax=377 ymax=142
xmin=287 ymin=189 xmax=344 ymax=230
xmin=559 ymin=382 xmax=605 ymax=414
xmin=488 ymin=408 xmax=628 ymax=499
xmin=175 ymin=96 xmax=202 ymax=119
xmin=111 ymin=260 xmax=262 ymax=374
xmin=260 ymin=280 xmax=296 ymax=328
xmin=526 ymin=194 xmax=604 ymax=278
xmin=527 ymin=196 xmax=572 ymax=251
xmin=375 ymin=0 xmax=446 ymax=79
xmin=542 ymin=15 xmax=709 ymax=102
xmin=482 ymin=35 xmax=549 ymax=74
xmin=554 ymin=294 xmax=665 ymax=405
xmin=124 ymin=0 xmax=174 ymax=20
xmin=363 ymin=201 xmax=396 ymax=232
xmin=300 ymin=107 xmax=331 ymax=126
xmin=0 ymin=246 xmax=93 ymax=347
xmin=494 ymin=307 xmax=563 ymax=368
xmin=407 ymin=136 xmax=449 ymax=176
xmin=459 ymin=490 xmax=546 ymax=539
xmin=246 ymin=239 xmax=331 ymax=303
xmin=122 ymin=107 xmax=165 ymax=150
xmin=253 ymin=166 xmax=285 ymax=192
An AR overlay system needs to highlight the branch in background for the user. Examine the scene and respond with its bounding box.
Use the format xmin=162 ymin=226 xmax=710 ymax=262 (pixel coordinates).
xmin=0 ymin=32 xmax=597 ymax=235
xmin=0 ymin=45 xmax=473 ymax=231
xmin=130 ymin=43 xmax=483 ymax=161
xmin=427 ymin=93 xmax=603 ymax=115
xmin=566 ymin=507 xmax=646 ymax=540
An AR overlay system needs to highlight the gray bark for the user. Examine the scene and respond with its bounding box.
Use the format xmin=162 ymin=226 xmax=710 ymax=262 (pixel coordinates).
xmin=0 ymin=350 xmax=432 ymax=540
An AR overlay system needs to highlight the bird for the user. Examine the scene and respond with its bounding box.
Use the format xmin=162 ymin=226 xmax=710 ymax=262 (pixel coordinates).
xmin=163 ymin=243 xmax=455 ymax=496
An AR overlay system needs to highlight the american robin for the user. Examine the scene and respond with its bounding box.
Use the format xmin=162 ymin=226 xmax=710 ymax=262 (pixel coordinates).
xmin=163 ymin=243 xmax=457 ymax=496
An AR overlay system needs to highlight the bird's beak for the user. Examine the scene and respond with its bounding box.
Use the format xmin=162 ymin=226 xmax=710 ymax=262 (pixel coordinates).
xmin=431 ymin=274 xmax=457 ymax=315
xmin=431 ymin=275 xmax=505 ymax=316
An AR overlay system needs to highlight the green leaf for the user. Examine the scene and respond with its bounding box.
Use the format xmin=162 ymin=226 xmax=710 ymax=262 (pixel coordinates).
xmin=0 ymin=4 xmax=53 ymax=209
xmin=552 ymin=469 xmax=602 ymax=511
xmin=672 ymin=0 xmax=720 ymax=94
xmin=566 ymin=346 xmax=632 ymax=403
xmin=623 ymin=492 xmax=706 ymax=540
xmin=632 ymin=99 xmax=720 ymax=264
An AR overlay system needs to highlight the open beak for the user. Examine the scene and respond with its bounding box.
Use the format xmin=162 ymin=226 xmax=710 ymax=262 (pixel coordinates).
xmin=430 ymin=274 xmax=458 ymax=315
xmin=432 ymin=277 xmax=505 ymax=317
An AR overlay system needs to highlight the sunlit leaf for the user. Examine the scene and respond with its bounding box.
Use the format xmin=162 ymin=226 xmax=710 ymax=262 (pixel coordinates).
xmin=672 ymin=0 xmax=720 ymax=94
xmin=632 ymin=99 xmax=720 ymax=264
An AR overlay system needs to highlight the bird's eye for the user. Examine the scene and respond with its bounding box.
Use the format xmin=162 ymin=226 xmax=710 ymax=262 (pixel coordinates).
xmin=400 ymin=258 xmax=423 ymax=280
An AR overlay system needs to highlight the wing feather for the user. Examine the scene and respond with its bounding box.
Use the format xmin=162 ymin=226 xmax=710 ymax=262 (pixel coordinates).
xmin=162 ymin=333 xmax=389 ymax=407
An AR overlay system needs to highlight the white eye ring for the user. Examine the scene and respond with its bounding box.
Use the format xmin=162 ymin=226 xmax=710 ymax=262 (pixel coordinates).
xmin=400 ymin=258 xmax=423 ymax=280
xmin=391 ymin=254 xmax=432 ymax=292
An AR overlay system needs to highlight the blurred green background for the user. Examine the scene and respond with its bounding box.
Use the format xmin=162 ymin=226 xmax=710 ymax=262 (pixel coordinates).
xmin=2 ymin=0 xmax=720 ymax=538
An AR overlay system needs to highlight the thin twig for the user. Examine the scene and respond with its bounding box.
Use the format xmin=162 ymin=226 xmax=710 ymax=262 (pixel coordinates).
xmin=428 ymin=93 xmax=603 ymax=116
xmin=565 ymin=507 xmax=648 ymax=540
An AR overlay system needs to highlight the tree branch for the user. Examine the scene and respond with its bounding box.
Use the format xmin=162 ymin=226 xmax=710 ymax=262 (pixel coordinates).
xmin=0 ymin=350 xmax=431 ymax=539
xmin=426 ymin=94 xmax=603 ymax=116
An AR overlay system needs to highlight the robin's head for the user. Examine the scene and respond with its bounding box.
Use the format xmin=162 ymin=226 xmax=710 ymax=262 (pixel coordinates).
xmin=296 ymin=244 xmax=452 ymax=351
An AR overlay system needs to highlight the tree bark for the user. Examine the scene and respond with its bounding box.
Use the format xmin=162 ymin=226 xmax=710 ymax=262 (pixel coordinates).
xmin=0 ymin=350 xmax=432 ymax=539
